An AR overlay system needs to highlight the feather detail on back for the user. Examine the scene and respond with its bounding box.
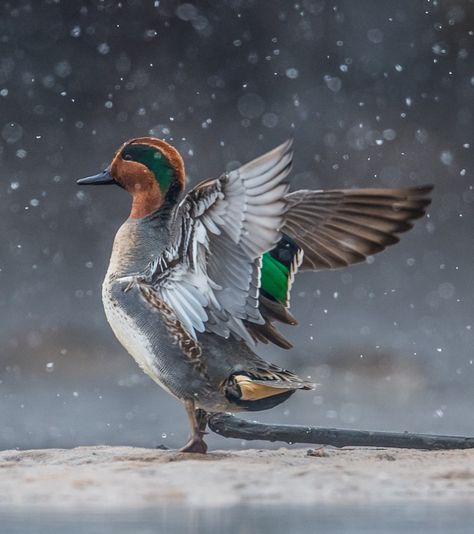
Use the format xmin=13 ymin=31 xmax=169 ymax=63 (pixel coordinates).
xmin=138 ymin=285 xmax=208 ymax=378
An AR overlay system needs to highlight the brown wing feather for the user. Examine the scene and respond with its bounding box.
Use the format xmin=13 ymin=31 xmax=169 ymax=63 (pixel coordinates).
xmin=283 ymin=186 xmax=432 ymax=271
xmin=251 ymin=185 xmax=432 ymax=348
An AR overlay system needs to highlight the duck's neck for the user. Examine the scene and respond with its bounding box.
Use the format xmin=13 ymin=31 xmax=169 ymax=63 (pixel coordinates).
xmin=107 ymin=208 xmax=175 ymax=278
xmin=129 ymin=179 xmax=182 ymax=219
xmin=130 ymin=189 xmax=163 ymax=219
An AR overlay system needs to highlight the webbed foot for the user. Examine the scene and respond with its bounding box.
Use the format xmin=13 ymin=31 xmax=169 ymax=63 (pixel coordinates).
xmin=180 ymin=436 xmax=208 ymax=454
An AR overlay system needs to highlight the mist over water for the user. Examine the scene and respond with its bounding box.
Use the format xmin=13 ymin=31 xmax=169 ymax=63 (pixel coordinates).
xmin=0 ymin=0 xmax=473 ymax=451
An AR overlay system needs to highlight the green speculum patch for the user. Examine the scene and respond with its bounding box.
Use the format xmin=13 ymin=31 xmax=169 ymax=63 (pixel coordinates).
xmin=261 ymin=252 xmax=290 ymax=305
xmin=122 ymin=144 xmax=175 ymax=192
xmin=261 ymin=235 xmax=302 ymax=306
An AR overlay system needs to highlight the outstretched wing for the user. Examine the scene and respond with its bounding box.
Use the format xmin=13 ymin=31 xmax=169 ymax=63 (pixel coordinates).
xmin=123 ymin=136 xmax=432 ymax=351
xmin=283 ymin=186 xmax=433 ymax=270
xmin=250 ymin=186 xmax=433 ymax=348
xmin=130 ymin=140 xmax=293 ymax=343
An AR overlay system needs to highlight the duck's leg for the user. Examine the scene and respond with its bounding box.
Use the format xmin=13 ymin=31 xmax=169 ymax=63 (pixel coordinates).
xmin=180 ymin=399 xmax=208 ymax=453
xmin=195 ymin=408 xmax=208 ymax=434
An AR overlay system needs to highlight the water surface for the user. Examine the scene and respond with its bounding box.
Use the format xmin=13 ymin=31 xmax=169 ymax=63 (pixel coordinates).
xmin=1 ymin=504 xmax=473 ymax=534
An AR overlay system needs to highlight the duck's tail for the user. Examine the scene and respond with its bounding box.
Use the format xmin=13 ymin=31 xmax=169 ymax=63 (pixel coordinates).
xmin=222 ymin=364 xmax=315 ymax=411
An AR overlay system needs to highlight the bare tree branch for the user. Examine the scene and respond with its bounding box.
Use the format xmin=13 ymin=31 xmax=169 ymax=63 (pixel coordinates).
xmin=208 ymin=414 xmax=474 ymax=450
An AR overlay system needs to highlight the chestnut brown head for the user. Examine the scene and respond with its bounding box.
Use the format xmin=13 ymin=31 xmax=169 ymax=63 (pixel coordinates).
xmin=77 ymin=137 xmax=185 ymax=219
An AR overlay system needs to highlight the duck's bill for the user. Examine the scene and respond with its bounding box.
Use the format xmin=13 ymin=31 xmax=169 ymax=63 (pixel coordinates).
xmin=77 ymin=169 xmax=114 ymax=185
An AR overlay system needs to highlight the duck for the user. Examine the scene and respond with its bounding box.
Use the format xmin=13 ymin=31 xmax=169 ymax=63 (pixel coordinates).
xmin=78 ymin=137 xmax=432 ymax=453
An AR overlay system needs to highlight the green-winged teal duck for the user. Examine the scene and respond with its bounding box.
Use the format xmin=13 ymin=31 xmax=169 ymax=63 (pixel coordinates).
xmin=78 ymin=137 xmax=432 ymax=453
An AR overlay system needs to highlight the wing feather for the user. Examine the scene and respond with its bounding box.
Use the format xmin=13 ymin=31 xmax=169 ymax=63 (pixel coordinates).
xmin=283 ymin=186 xmax=432 ymax=271
xmin=121 ymin=141 xmax=432 ymax=352
xmin=250 ymin=185 xmax=432 ymax=346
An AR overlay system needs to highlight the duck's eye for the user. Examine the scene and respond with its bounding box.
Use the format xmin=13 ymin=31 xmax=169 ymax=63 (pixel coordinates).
xmin=123 ymin=153 xmax=132 ymax=161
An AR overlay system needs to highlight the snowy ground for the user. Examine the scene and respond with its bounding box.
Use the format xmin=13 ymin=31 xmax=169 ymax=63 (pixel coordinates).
xmin=0 ymin=446 xmax=473 ymax=509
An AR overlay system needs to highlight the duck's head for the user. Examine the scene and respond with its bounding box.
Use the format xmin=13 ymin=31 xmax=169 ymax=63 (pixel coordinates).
xmin=77 ymin=137 xmax=185 ymax=219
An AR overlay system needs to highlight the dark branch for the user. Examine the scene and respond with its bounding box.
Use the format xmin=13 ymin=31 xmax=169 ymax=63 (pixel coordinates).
xmin=208 ymin=413 xmax=474 ymax=450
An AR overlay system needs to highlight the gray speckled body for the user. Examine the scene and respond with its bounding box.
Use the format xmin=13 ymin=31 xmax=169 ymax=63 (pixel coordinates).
xmin=102 ymin=209 xmax=272 ymax=412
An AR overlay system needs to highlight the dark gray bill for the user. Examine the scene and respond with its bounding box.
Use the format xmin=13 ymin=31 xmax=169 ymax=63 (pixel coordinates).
xmin=77 ymin=169 xmax=114 ymax=185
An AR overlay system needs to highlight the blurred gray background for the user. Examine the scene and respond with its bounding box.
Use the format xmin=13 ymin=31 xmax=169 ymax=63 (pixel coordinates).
xmin=0 ymin=0 xmax=473 ymax=450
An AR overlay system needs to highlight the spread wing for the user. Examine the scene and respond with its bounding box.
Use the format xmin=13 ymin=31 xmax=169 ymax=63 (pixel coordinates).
xmin=129 ymin=140 xmax=293 ymax=344
xmin=122 ymin=138 xmax=432 ymax=351
xmin=248 ymin=185 xmax=433 ymax=348
xmin=283 ymin=186 xmax=433 ymax=271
